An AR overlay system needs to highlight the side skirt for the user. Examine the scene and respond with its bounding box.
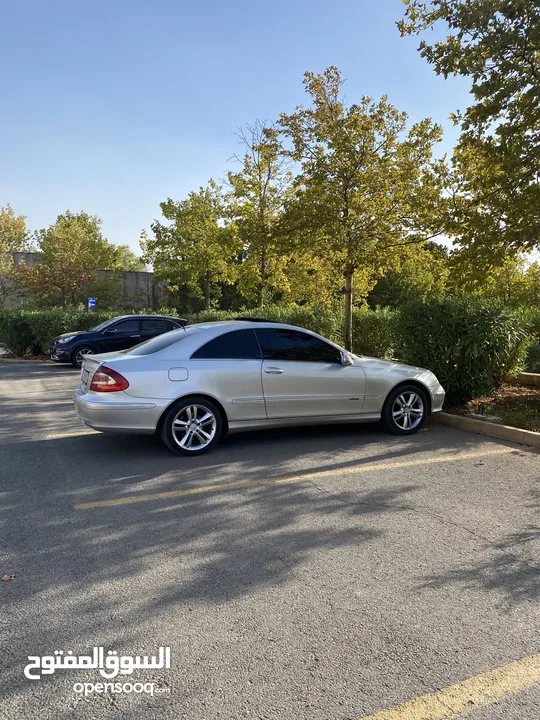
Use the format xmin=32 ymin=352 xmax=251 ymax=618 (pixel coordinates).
xmin=227 ymin=413 xmax=382 ymax=435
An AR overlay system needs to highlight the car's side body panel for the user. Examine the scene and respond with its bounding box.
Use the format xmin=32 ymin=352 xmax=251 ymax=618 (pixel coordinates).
xmin=261 ymin=359 xmax=366 ymax=418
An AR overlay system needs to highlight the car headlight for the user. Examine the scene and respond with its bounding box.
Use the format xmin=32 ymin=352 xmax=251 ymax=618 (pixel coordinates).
xmin=58 ymin=336 xmax=76 ymax=344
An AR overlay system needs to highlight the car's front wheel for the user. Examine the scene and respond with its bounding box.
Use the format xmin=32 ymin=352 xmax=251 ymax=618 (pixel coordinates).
xmin=382 ymin=385 xmax=429 ymax=435
xmin=72 ymin=346 xmax=95 ymax=369
xmin=160 ymin=397 xmax=223 ymax=456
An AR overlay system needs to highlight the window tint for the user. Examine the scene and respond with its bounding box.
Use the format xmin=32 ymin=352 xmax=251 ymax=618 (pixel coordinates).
xmin=256 ymin=328 xmax=341 ymax=363
xmin=124 ymin=329 xmax=187 ymax=355
xmin=111 ymin=319 xmax=140 ymax=333
xmin=142 ymin=319 xmax=169 ymax=332
xmin=191 ymin=329 xmax=262 ymax=360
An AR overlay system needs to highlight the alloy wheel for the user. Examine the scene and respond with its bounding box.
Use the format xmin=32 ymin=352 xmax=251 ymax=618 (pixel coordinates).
xmin=75 ymin=347 xmax=94 ymax=367
xmin=171 ymin=404 xmax=217 ymax=451
xmin=391 ymin=392 xmax=424 ymax=431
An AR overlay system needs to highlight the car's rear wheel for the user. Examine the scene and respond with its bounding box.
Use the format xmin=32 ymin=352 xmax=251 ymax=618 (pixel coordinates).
xmin=382 ymin=385 xmax=429 ymax=435
xmin=72 ymin=346 xmax=95 ymax=369
xmin=161 ymin=397 xmax=223 ymax=456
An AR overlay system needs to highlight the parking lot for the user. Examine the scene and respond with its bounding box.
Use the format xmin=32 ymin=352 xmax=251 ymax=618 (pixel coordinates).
xmin=1 ymin=361 xmax=540 ymax=719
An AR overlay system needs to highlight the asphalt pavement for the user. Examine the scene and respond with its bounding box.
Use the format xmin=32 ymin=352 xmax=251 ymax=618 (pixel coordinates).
xmin=1 ymin=361 xmax=540 ymax=720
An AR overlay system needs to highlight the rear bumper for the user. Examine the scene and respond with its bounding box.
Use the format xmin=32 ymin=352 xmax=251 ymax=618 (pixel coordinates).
xmin=73 ymin=386 xmax=165 ymax=434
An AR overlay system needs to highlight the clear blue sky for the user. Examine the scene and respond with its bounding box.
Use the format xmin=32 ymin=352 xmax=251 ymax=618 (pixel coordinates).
xmin=1 ymin=0 xmax=470 ymax=254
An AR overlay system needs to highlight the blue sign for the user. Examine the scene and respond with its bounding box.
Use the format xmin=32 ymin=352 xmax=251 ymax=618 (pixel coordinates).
xmin=88 ymin=297 xmax=96 ymax=310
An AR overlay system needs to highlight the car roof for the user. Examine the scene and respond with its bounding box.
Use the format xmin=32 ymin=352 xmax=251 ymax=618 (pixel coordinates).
xmin=109 ymin=314 xmax=182 ymax=322
xmin=187 ymin=320 xmax=299 ymax=330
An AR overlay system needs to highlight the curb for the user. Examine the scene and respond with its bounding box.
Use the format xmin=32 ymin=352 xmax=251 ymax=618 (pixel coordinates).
xmin=432 ymin=412 xmax=540 ymax=449
xmin=514 ymin=372 xmax=540 ymax=388
xmin=0 ymin=357 xmax=49 ymax=364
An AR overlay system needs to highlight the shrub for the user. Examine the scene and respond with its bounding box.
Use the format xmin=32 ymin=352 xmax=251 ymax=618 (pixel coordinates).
xmin=0 ymin=308 xmax=129 ymax=355
xmin=526 ymin=343 xmax=540 ymax=373
xmin=525 ymin=307 xmax=540 ymax=342
xmin=0 ymin=309 xmax=38 ymax=356
xmin=186 ymin=304 xmax=344 ymax=343
xmin=394 ymin=296 xmax=531 ymax=404
xmin=352 ymin=307 xmax=397 ymax=358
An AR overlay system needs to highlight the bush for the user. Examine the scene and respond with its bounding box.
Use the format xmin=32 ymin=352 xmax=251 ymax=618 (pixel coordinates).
xmin=394 ymin=296 xmax=531 ymax=404
xmin=186 ymin=304 xmax=344 ymax=343
xmin=0 ymin=309 xmax=39 ymax=356
xmin=0 ymin=308 xmax=126 ymax=355
xmin=524 ymin=308 xmax=540 ymax=342
xmin=352 ymin=307 xmax=397 ymax=358
xmin=526 ymin=343 xmax=540 ymax=373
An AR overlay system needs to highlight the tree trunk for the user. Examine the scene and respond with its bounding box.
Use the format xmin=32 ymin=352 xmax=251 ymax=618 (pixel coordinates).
xmin=204 ymin=275 xmax=210 ymax=310
xmin=258 ymin=247 xmax=266 ymax=310
xmin=344 ymin=268 xmax=354 ymax=351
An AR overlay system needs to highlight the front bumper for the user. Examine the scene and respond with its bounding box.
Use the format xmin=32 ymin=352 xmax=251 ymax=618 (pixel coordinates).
xmin=50 ymin=346 xmax=71 ymax=362
xmin=429 ymin=383 xmax=446 ymax=413
xmin=73 ymin=386 xmax=165 ymax=434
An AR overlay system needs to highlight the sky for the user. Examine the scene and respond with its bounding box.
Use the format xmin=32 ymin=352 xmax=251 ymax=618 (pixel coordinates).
xmin=0 ymin=0 xmax=471 ymax=254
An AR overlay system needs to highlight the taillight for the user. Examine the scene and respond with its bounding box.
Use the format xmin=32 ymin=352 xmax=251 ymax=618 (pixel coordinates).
xmin=90 ymin=365 xmax=129 ymax=392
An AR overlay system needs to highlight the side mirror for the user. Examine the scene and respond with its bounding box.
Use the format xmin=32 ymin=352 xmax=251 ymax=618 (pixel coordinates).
xmin=340 ymin=351 xmax=353 ymax=366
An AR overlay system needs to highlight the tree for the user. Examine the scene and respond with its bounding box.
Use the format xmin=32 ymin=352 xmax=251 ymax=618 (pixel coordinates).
xmin=0 ymin=204 xmax=29 ymax=308
xmin=15 ymin=211 xmax=120 ymax=307
xmin=367 ymin=243 xmax=449 ymax=308
xmin=0 ymin=204 xmax=28 ymax=250
xmin=400 ymin=1 xmax=540 ymax=257
xmin=448 ymin=250 xmax=540 ymax=306
xmin=141 ymin=182 xmax=238 ymax=309
xmin=116 ymin=245 xmax=146 ymax=271
xmin=227 ymin=121 xmax=293 ymax=308
xmin=278 ymin=67 xmax=446 ymax=349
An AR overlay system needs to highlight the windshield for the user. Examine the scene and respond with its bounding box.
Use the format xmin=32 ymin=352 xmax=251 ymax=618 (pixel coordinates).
xmin=90 ymin=319 xmax=116 ymax=332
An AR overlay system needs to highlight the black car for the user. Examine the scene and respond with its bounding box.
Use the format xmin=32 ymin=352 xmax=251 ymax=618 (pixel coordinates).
xmin=50 ymin=314 xmax=186 ymax=368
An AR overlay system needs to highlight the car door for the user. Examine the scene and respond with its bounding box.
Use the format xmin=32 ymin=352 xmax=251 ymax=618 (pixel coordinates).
xmin=100 ymin=318 xmax=142 ymax=352
xmin=140 ymin=318 xmax=172 ymax=343
xmin=189 ymin=329 xmax=266 ymax=422
xmin=256 ymin=328 xmax=366 ymax=419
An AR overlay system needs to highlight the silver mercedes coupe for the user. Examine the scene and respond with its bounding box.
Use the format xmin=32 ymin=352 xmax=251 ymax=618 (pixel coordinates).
xmin=73 ymin=319 xmax=445 ymax=455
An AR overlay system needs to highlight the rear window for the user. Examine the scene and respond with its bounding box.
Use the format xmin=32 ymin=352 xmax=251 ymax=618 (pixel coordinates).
xmin=191 ymin=329 xmax=261 ymax=360
xmin=141 ymin=319 xmax=171 ymax=332
xmin=123 ymin=329 xmax=188 ymax=356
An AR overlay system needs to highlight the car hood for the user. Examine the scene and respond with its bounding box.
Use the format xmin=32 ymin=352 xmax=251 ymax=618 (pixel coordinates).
xmin=358 ymin=355 xmax=438 ymax=383
xmin=54 ymin=330 xmax=89 ymax=341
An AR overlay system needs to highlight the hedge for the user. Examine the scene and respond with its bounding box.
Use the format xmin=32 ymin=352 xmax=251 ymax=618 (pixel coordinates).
xmin=0 ymin=305 xmax=344 ymax=357
xmin=394 ymin=296 xmax=531 ymax=403
xmin=0 ymin=298 xmax=533 ymax=405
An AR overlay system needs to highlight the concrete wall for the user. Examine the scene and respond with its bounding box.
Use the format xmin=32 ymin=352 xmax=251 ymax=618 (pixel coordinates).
xmin=2 ymin=252 xmax=168 ymax=309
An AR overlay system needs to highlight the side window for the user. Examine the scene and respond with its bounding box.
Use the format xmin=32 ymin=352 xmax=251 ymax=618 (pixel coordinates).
xmin=256 ymin=328 xmax=341 ymax=363
xmin=142 ymin=319 xmax=169 ymax=333
xmin=191 ymin=329 xmax=262 ymax=360
xmin=112 ymin=319 xmax=140 ymax=334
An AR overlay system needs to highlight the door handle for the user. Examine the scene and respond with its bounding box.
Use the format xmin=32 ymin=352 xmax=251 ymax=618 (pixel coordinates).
xmin=264 ymin=367 xmax=284 ymax=374
xmin=130 ymin=334 xmax=141 ymax=338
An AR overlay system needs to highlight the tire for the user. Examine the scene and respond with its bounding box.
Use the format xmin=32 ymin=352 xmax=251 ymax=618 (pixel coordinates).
xmin=71 ymin=346 xmax=95 ymax=369
xmin=160 ymin=396 xmax=223 ymax=456
xmin=382 ymin=384 xmax=429 ymax=435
